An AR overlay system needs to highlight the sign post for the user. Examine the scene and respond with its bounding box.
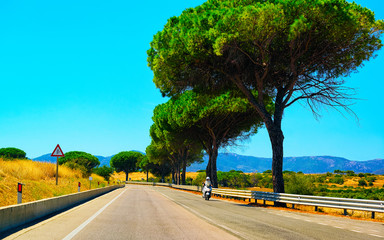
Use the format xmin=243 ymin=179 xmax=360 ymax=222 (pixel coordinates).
xmin=17 ymin=182 xmax=24 ymax=204
xmin=51 ymin=144 xmax=65 ymax=185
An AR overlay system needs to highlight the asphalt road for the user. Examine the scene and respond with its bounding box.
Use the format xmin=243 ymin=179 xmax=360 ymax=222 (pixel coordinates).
xmin=3 ymin=185 xmax=384 ymax=240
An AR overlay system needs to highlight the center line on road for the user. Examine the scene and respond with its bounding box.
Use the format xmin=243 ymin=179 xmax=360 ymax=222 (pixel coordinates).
xmin=62 ymin=188 xmax=128 ymax=240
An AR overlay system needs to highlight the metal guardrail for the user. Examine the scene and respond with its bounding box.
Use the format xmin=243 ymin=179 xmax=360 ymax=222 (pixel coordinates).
xmin=126 ymin=182 xmax=384 ymax=218
xmin=253 ymin=191 xmax=384 ymax=213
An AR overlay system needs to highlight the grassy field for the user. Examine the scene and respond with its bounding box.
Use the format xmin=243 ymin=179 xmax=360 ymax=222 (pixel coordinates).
xmin=0 ymin=158 xmax=115 ymax=207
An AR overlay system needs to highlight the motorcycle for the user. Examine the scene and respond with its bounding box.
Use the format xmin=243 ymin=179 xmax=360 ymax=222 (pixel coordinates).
xmin=203 ymin=185 xmax=212 ymax=200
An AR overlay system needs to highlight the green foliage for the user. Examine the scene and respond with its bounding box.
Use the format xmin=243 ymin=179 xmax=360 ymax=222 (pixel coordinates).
xmin=317 ymin=187 xmax=384 ymax=200
xmin=316 ymin=175 xmax=327 ymax=183
xmin=111 ymin=151 xmax=143 ymax=181
xmin=94 ymin=166 xmax=114 ymax=181
xmin=192 ymin=172 xmax=206 ymax=186
xmin=137 ymin=156 xmax=154 ymax=174
xmin=285 ymin=173 xmax=316 ymax=195
xmin=59 ymin=151 xmax=100 ymax=177
xmin=366 ymin=176 xmax=377 ymax=183
xmin=328 ymin=175 xmax=344 ymax=184
xmin=148 ymin=0 xmax=383 ymax=98
xmin=358 ymin=179 xmax=367 ymax=187
xmin=0 ymin=147 xmax=26 ymax=159
xmin=148 ymin=0 xmax=383 ymax=193
xmin=217 ymin=170 xmax=250 ymax=188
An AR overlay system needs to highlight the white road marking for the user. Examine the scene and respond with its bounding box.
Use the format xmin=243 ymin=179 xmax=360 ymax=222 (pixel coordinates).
xmin=370 ymin=234 xmax=384 ymax=238
xmin=351 ymin=230 xmax=362 ymax=233
xmin=62 ymin=188 xmax=128 ymax=240
xmin=158 ymin=191 xmax=247 ymax=239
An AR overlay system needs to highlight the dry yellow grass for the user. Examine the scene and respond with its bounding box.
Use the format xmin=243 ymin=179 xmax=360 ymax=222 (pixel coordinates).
xmin=0 ymin=158 xmax=118 ymax=207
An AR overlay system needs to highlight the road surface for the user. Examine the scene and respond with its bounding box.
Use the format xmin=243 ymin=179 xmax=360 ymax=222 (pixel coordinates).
xmin=2 ymin=185 xmax=383 ymax=239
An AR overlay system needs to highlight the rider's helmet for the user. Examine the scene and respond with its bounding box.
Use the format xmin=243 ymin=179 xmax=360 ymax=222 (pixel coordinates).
xmin=206 ymin=177 xmax=210 ymax=180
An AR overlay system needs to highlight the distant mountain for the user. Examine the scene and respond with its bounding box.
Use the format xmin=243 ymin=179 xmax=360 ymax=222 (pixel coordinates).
xmin=33 ymin=153 xmax=57 ymax=163
xmin=33 ymin=152 xmax=383 ymax=173
xmin=187 ymin=153 xmax=384 ymax=174
xmin=95 ymin=155 xmax=113 ymax=166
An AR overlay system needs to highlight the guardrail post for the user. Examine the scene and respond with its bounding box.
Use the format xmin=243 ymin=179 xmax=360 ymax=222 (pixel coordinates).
xmin=263 ymin=200 xmax=266 ymax=205
xmin=371 ymin=212 xmax=375 ymax=219
xmin=315 ymin=206 xmax=318 ymax=212
xmin=17 ymin=182 xmax=23 ymax=204
xmin=292 ymin=204 xmax=295 ymax=209
xmin=343 ymin=209 xmax=347 ymax=216
xmin=78 ymin=182 xmax=81 ymax=192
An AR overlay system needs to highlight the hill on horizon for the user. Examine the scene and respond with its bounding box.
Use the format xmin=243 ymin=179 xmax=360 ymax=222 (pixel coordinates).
xmin=33 ymin=152 xmax=384 ymax=174
xmin=187 ymin=153 xmax=384 ymax=174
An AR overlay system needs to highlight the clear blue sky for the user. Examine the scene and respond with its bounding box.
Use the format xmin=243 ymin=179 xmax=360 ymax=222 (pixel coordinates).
xmin=0 ymin=0 xmax=382 ymax=161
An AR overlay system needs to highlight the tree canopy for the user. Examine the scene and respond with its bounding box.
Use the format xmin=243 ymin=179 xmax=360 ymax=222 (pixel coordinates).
xmin=149 ymin=106 xmax=204 ymax=184
xmin=94 ymin=165 xmax=114 ymax=181
xmin=145 ymin=141 xmax=173 ymax=182
xmin=158 ymin=90 xmax=269 ymax=187
xmin=59 ymin=151 xmax=100 ymax=177
xmin=148 ymin=0 xmax=383 ymax=194
xmin=0 ymin=147 xmax=26 ymax=159
xmin=110 ymin=151 xmax=143 ymax=181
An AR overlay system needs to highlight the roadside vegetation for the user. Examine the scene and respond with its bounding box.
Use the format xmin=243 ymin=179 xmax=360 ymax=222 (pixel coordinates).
xmin=0 ymin=157 xmax=119 ymax=207
xmin=175 ymin=170 xmax=384 ymax=201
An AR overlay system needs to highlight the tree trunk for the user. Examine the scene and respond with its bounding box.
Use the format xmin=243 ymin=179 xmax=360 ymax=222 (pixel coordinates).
xmin=205 ymin=146 xmax=218 ymax=188
xmin=265 ymin=112 xmax=286 ymax=207
xmin=210 ymin=146 xmax=218 ymax=188
xmin=182 ymin=154 xmax=187 ymax=185
xmin=172 ymin=171 xmax=175 ymax=184
xmin=125 ymin=171 xmax=129 ymax=182
xmin=205 ymin=152 xmax=211 ymax=185
xmin=146 ymin=171 xmax=148 ymax=182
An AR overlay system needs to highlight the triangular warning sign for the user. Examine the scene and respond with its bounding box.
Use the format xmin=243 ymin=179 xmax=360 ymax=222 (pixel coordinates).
xmin=51 ymin=144 xmax=64 ymax=157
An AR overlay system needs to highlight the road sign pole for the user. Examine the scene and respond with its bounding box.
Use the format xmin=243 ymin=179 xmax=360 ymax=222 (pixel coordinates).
xmin=51 ymin=144 xmax=64 ymax=185
xmin=56 ymin=156 xmax=59 ymax=185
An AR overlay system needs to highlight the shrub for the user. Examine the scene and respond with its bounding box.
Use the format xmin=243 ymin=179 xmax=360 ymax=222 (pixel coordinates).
xmin=328 ymin=175 xmax=344 ymax=184
xmin=366 ymin=176 xmax=377 ymax=183
xmin=285 ymin=174 xmax=316 ymax=195
xmin=192 ymin=172 xmax=206 ymax=185
xmin=94 ymin=166 xmax=114 ymax=181
xmin=59 ymin=151 xmax=100 ymax=177
xmin=358 ymin=179 xmax=367 ymax=187
xmin=0 ymin=147 xmax=26 ymax=159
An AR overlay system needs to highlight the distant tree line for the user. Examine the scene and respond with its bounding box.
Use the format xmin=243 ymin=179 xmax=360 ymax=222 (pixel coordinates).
xmin=0 ymin=147 xmax=26 ymax=159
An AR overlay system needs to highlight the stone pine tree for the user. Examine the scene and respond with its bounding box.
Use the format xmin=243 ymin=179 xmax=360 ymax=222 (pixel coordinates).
xmin=59 ymin=151 xmax=100 ymax=177
xmin=163 ymin=90 xmax=269 ymax=187
xmin=146 ymin=141 xmax=173 ymax=183
xmin=148 ymin=0 xmax=383 ymax=195
xmin=110 ymin=151 xmax=143 ymax=181
xmin=149 ymin=106 xmax=204 ymax=185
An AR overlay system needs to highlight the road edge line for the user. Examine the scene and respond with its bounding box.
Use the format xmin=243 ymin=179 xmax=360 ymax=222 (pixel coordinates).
xmin=62 ymin=188 xmax=128 ymax=240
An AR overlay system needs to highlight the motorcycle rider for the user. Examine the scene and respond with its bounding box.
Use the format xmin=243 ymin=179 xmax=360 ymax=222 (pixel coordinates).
xmin=202 ymin=177 xmax=212 ymax=198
